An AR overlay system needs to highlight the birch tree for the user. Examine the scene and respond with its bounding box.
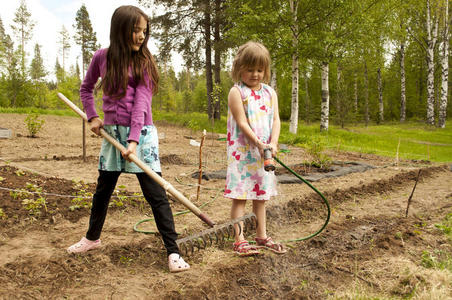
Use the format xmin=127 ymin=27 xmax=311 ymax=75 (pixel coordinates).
xmin=425 ymin=0 xmax=439 ymax=125
xmin=289 ymin=0 xmax=299 ymax=133
xmin=438 ymin=0 xmax=449 ymax=128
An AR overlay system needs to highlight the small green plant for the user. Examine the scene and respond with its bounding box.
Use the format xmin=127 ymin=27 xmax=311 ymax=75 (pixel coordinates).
xmin=10 ymin=189 xmax=29 ymax=200
xmin=25 ymin=113 xmax=45 ymax=137
xmin=110 ymin=185 xmax=128 ymax=208
xmin=119 ymin=255 xmax=133 ymax=266
xmin=435 ymin=212 xmax=452 ymax=241
xmin=421 ymin=250 xmax=452 ymax=271
xmin=70 ymin=180 xmax=92 ymax=211
xmin=18 ymin=183 xmax=47 ymax=216
xmin=22 ymin=196 xmax=47 ymax=216
xmin=0 ymin=208 xmax=6 ymax=219
xmin=304 ymin=138 xmax=331 ymax=169
xmin=15 ymin=169 xmax=25 ymax=176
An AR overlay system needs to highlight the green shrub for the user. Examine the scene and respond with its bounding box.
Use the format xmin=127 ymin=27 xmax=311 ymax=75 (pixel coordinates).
xmin=25 ymin=113 xmax=45 ymax=137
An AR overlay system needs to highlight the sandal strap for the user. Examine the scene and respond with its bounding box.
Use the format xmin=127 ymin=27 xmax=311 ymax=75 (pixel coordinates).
xmin=255 ymin=236 xmax=284 ymax=252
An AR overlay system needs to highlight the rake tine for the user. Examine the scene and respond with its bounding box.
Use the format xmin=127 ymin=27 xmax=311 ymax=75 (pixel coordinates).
xmin=175 ymin=213 xmax=257 ymax=255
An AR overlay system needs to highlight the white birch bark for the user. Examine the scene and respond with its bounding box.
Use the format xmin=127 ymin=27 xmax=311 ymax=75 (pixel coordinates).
xmin=305 ymin=74 xmax=310 ymax=124
xmin=377 ymin=67 xmax=384 ymax=123
xmin=289 ymin=0 xmax=299 ymax=134
xmin=320 ymin=62 xmax=329 ymax=131
xmin=364 ymin=60 xmax=369 ymax=126
xmin=270 ymin=67 xmax=277 ymax=91
xmin=400 ymin=41 xmax=406 ymax=122
xmin=354 ymin=72 xmax=358 ymax=115
xmin=439 ymin=0 xmax=449 ymax=128
xmin=336 ymin=64 xmax=343 ymax=127
xmin=426 ymin=0 xmax=438 ymax=125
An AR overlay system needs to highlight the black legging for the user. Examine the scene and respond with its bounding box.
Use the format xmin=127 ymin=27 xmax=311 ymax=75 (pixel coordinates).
xmin=86 ymin=170 xmax=179 ymax=255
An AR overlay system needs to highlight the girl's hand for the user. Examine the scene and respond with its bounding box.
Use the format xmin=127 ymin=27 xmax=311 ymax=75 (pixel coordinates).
xmin=88 ymin=117 xmax=103 ymax=136
xmin=254 ymin=138 xmax=266 ymax=157
xmin=122 ymin=141 xmax=138 ymax=162
xmin=268 ymin=142 xmax=278 ymax=157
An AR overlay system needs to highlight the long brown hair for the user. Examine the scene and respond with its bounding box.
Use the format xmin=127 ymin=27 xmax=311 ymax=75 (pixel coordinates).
xmin=101 ymin=5 xmax=159 ymax=98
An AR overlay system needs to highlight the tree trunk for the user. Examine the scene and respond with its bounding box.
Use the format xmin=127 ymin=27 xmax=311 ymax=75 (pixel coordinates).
xmin=336 ymin=64 xmax=344 ymax=128
xmin=305 ymin=74 xmax=310 ymax=125
xmin=289 ymin=0 xmax=299 ymax=134
xmin=426 ymin=0 xmax=438 ymax=125
xmin=204 ymin=1 xmax=213 ymax=120
xmin=364 ymin=60 xmax=369 ymax=126
xmin=289 ymin=51 xmax=299 ymax=134
xmin=377 ymin=67 xmax=384 ymax=124
xmin=320 ymin=62 xmax=329 ymax=131
xmin=213 ymin=0 xmax=221 ymax=120
xmin=354 ymin=72 xmax=358 ymax=116
xmin=400 ymin=41 xmax=406 ymax=122
xmin=270 ymin=67 xmax=277 ymax=90
xmin=439 ymin=0 xmax=449 ymax=128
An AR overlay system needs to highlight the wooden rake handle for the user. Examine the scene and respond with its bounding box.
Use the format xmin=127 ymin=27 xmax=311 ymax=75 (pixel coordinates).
xmin=57 ymin=92 xmax=215 ymax=227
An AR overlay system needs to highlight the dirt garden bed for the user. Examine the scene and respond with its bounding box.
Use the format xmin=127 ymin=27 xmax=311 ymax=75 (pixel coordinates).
xmin=0 ymin=113 xmax=451 ymax=299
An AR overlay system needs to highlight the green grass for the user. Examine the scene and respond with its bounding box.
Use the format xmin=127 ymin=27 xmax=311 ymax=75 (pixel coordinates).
xmin=2 ymin=108 xmax=451 ymax=162
xmin=279 ymin=122 xmax=452 ymax=163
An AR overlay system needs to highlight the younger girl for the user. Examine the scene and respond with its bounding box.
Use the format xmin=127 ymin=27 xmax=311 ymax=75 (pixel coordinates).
xmin=66 ymin=5 xmax=190 ymax=273
xmin=225 ymin=41 xmax=286 ymax=256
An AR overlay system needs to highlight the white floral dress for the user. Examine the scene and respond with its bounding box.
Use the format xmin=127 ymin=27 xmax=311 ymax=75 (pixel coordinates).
xmin=224 ymin=82 xmax=277 ymax=200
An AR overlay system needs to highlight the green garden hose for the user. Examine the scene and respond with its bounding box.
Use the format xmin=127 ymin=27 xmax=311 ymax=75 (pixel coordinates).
xmin=274 ymin=156 xmax=331 ymax=242
xmin=134 ymin=156 xmax=331 ymax=242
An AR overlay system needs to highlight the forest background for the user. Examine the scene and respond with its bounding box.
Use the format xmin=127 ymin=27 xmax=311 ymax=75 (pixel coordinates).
xmin=0 ymin=0 xmax=451 ymax=135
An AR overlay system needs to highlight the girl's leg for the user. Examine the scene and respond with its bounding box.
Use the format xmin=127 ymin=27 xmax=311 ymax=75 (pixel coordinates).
xmin=231 ymin=199 xmax=247 ymax=243
xmin=252 ymin=200 xmax=267 ymax=239
xmin=136 ymin=172 xmax=179 ymax=255
xmin=86 ymin=170 xmax=121 ymax=240
xmin=253 ymin=200 xmax=286 ymax=254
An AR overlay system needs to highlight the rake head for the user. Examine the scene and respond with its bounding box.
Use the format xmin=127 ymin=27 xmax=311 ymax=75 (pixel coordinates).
xmin=176 ymin=213 xmax=257 ymax=255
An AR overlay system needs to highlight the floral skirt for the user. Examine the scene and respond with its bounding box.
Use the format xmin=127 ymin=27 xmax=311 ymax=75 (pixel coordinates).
xmin=98 ymin=125 xmax=161 ymax=173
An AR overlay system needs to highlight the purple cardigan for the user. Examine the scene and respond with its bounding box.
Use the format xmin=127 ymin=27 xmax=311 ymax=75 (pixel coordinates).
xmin=80 ymin=48 xmax=153 ymax=143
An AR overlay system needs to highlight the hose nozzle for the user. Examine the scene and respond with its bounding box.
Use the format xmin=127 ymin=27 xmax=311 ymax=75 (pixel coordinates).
xmin=263 ymin=148 xmax=275 ymax=171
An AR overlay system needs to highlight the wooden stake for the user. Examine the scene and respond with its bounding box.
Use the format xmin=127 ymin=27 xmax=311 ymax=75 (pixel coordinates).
xmin=405 ymin=169 xmax=422 ymax=217
xmin=197 ymin=130 xmax=207 ymax=201
xmin=395 ymin=137 xmax=400 ymax=166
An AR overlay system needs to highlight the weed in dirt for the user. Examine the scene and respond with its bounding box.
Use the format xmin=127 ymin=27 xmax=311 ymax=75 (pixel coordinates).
xmin=0 ymin=208 xmax=5 ymax=219
xmin=421 ymin=250 xmax=452 ymax=271
xmin=435 ymin=212 xmax=452 ymax=241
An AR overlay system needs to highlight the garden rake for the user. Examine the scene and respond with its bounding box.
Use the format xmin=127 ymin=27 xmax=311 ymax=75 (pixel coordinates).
xmin=58 ymin=92 xmax=257 ymax=253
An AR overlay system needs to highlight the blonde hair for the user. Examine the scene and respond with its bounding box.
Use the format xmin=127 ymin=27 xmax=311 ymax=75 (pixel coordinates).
xmin=231 ymin=41 xmax=271 ymax=83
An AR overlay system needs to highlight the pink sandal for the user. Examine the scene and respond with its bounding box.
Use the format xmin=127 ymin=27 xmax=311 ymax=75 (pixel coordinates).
xmin=255 ymin=237 xmax=287 ymax=254
xmin=67 ymin=237 xmax=101 ymax=253
xmin=233 ymin=240 xmax=260 ymax=257
xmin=168 ymin=253 xmax=190 ymax=273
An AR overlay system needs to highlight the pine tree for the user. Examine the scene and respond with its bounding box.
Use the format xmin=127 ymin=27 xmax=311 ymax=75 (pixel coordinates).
xmin=73 ymin=4 xmax=98 ymax=75
xmin=11 ymin=0 xmax=35 ymax=78
xmin=58 ymin=25 xmax=71 ymax=78
xmin=30 ymin=43 xmax=46 ymax=82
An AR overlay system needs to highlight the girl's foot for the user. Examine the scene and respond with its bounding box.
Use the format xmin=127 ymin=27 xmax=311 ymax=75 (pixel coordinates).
xmin=233 ymin=240 xmax=260 ymax=256
xmin=67 ymin=237 xmax=101 ymax=253
xmin=255 ymin=237 xmax=286 ymax=254
xmin=168 ymin=253 xmax=190 ymax=273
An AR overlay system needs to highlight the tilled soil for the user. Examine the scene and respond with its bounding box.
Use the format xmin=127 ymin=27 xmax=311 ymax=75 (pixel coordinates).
xmin=0 ymin=113 xmax=451 ymax=299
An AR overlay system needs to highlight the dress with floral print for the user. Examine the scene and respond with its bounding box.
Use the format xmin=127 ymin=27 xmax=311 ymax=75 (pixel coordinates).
xmin=224 ymin=82 xmax=277 ymax=200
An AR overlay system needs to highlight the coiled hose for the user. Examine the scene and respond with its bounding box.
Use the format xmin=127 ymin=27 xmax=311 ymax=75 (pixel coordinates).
xmin=134 ymin=156 xmax=331 ymax=243
xmin=274 ymin=156 xmax=331 ymax=242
